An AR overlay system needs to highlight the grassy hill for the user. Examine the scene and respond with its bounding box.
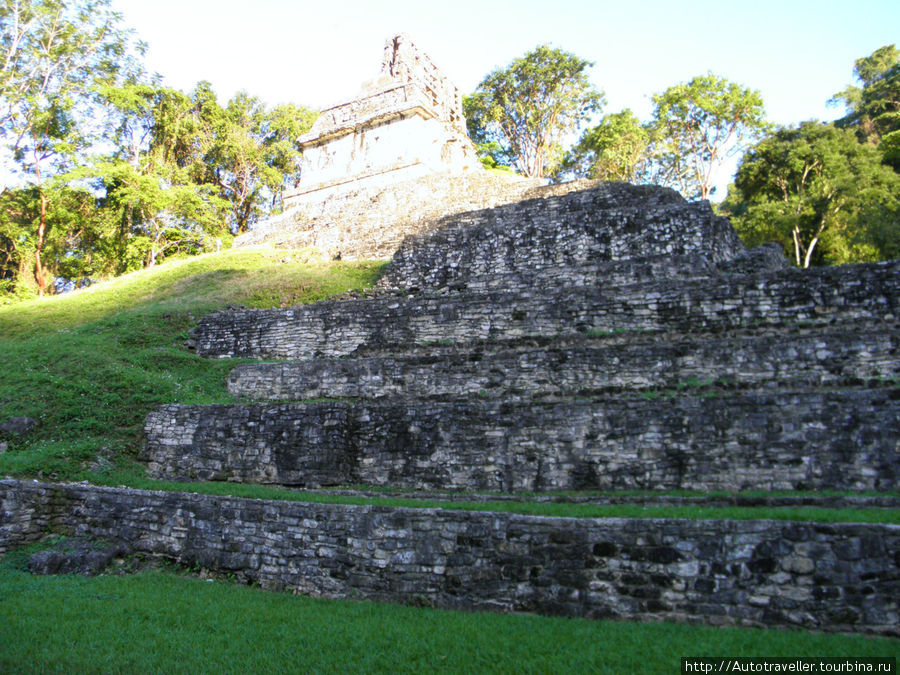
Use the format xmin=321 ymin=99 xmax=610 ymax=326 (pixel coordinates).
xmin=0 ymin=247 xmax=385 ymax=484
xmin=0 ymin=247 xmax=897 ymax=671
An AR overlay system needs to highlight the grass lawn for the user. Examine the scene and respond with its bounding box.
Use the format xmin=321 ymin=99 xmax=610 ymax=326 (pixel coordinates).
xmin=0 ymin=557 xmax=896 ymax=674
xmin=0 ymin=247 xmax=385 ymax=484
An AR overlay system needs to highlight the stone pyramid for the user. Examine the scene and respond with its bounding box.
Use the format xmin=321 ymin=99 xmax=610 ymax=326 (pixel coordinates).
xmin=146 ymin=181 xmax=900 ymax=496
xmin=3 ymin=180 xmax=898 ymax=634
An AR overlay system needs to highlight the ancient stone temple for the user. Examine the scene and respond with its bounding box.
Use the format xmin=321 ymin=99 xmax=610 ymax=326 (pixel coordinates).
xmin=285 ymin=34 xmax=480 ymax=208
xmin=234 ymin=34 xmax=542 ymax=260
xmin=3 ymin=181 xmax=899 ymax=634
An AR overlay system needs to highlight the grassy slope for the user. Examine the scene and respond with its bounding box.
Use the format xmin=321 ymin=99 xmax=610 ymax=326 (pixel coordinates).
xmin=0 ymin=247 xmax=385 ymax=482
xmin=1 ymin=247 xmax=897 ymax=669
xmin=0 ymin=548 xmax=896 ymax=674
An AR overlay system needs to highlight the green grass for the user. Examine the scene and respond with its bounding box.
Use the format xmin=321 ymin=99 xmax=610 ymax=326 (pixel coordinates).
xmin=82 ymin=469 xmax=900 ymax=524
xmin=0 ymin=247 xmax=386 ymax=483
xmin=0 ymin=561 xmax=895 ymax=674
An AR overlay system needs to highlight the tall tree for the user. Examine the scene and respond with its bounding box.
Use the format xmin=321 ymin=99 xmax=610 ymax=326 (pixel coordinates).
xmin=466 ymin=45 xmax=604 ymax=178
xmin=0 ymin=182 xmax=108 ymax=295
xmin=90 ymin=82 xmax=316 ymax=268
xmin=723 ymin=121 xmax=900 ymax=267
xmin=0 ymin=0 xmax=139 ymax=294
xmin=651 ymin=74 xmax=767 ymax=200
xmin=831 ymin=44 xmax=900 ymax=168
xmin=558 ymin=109 xmax=654 ymax=182
xmin=88 ymin=82 xmax=230 ymax=270
xmin=201 ymin=92 xmax=316 ymax=233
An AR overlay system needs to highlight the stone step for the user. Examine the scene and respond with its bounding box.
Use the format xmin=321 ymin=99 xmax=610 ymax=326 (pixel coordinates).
xmin=236 ymin=164 xmax=547 ymax=260
xmin=291 ymin=488 xmax=900 ymax=509
xmin=387 ymin=246 xmax=789 ymax=296
xmin=379 ymin=182 xmax=744 ymax=292
xmin=144 ymin=389 xmax=900 ymax=492
xmin=193 ymin=260 xmax=900 ymax=360
xmin=5 ymin=479 xmax=897 ymax=634
xmin=400 ymin=253 xmax=720 ymax=295
xmin=226 ymin=328 xmax=900 ymax=401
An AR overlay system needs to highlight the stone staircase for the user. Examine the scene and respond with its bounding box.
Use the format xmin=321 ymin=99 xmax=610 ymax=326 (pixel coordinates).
xmin=133 ymin=180 xmax=900 ymax=633
xmin=148 ymin=182 xmax=900 ymax=495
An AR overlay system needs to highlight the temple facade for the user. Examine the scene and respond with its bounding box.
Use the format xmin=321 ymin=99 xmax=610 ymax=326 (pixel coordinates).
xmin=284 ymin=35 xmax=480 ymax=209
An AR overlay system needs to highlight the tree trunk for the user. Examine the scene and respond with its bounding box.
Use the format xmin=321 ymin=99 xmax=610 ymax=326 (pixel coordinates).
xmin=34 ymin=186 xmax=48 ymax=297
xmin=792 ymin=228 xmax=803 ymax=267
xmin=804 ymin=237 xmax=819 ymax=269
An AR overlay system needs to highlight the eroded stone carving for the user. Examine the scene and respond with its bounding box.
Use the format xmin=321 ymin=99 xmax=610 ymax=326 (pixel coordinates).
xmin=287 ymin=34 xmax=479 ymax=207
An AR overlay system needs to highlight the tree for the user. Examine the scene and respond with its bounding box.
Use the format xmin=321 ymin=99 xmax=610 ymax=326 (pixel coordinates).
xmin=831 ymin=44 xmax=900 ymax=168
xmin=86 ymin=82 xmax=231 ymax=270
xmin=466 ymin=45 xmax=604 ymax=178
xmin=0 ymin=0 xmax=139 ymax=295
xmin=88 ymin=82 xmax=316 ymax=268
xmin=0 ymin=182 xmax=109 ymax=295
xmin=463 ymin=94 xmax=513 ymax=171
xmin=200 ymin=93 xmax=316 ymax=233
xmin=723 ymin=121 xmax=900 ymax=267
xmin=558 ymin=109 xmax=654 ymax=182
xmin=651 ymin=74 xmax=767 ymax=200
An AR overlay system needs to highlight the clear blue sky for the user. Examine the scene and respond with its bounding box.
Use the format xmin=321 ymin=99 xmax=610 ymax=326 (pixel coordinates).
xmin=113 ymin=0 xmax=899 ymax=196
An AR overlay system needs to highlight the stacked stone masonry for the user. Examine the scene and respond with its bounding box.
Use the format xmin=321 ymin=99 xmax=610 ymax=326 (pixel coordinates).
xmin=235 ymin=170 xmax=544 ymax=260
xmin=51 ymin=178 xmax=896 ymax=631
xmin=179 ymin=182 xmax=900 ymax=500
xmin=194 ymin=261 xmax=900 ymax=360
xmin=292 ymin=34 xmax=478 ymax=200
xmin=144 ymin=390 xmax=900 ymax=492
xmin=378 ymin=182 xmax=743 ymax=291
xmin=226 ymin=327 xmax=899 ymax=401
xmin=1 ymin=480 xmax=897 ymax=635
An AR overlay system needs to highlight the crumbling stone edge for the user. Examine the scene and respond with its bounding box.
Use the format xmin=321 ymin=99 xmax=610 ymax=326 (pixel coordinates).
xmin=0 ymin=479 xmax=896 ymax=636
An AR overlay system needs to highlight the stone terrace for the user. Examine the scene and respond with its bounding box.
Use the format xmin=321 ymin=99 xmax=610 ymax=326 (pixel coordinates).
xmin=150 ymin=181 xmax=900 ymax=500
xmin=11 ymin=179 xmax=899 ymax=633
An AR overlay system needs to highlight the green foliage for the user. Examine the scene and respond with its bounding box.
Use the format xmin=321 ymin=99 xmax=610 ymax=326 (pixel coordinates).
xmin=91 ymin=82 xmax=317 ymax=270
xmin=559 ymin=109 xmax=654 ymax=182
xmin=0 ymin=183 xmax=111 ymax=294
xmin=463 ymin=95 xmax=514 ymax=171
xmin=723 ymin=121 xmax=900 ymax=267
xmin=197 ymin=92 xmax=317 ymax=233
xmin=0 ymin=0 xmax=140 ymax=156
xmin=1 ymin=4 xmax=319 ymax=295
xmin=832 ymin=44 xmax=900 ymax=163
xmin=0 ymin=0 xmax=143 ymax=295
xmin=725 ymin=46 xmax=900 ymax=267
xmin=557 ymin=76 xmax=767 ymax=199
xmin=650 ymin=74 xmax=768 ymax=200
xmin=467 ymin=45 xmax=604 ymax=178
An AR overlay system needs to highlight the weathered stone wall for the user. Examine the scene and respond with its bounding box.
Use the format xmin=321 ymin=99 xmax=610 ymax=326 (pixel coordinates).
xmin=235 ymin=170 xmax=543 ymax=260
xmin=144 ymin=389 xmax=900 ymax=492
xmin=1 ymin=479 xmax=897 ymax=635
xmin=226 ymin=327 xmax=900 ymax=401
xmin=299 ymin=34 xmax=469 ymax=147
xmin=378 ymin=182 xmax=743 ymax=291
xmin=193 ymin=261 xmax=900 ymax=360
